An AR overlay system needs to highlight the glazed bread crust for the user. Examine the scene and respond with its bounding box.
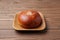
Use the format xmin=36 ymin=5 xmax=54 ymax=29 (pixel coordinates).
xmin=18 ymin=10 xmax=42 ymax=29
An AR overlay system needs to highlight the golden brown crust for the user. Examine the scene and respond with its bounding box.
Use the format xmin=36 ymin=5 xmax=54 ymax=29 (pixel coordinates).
xmin=17 ymin=10 xmax=42 ymax=29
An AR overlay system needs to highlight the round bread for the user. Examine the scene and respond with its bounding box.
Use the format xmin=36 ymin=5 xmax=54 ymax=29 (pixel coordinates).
xmin=18 ymin=10 xmax=42 ymax=29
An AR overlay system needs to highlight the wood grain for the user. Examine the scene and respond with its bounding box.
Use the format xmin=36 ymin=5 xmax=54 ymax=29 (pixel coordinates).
xmin=0 ymin=30 xmax=60 ymax=40
xmin=0 ymin=0 xmax=60 ymax=40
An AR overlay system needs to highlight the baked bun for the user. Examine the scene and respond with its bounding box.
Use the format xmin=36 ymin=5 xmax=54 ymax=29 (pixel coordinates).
xmin=18 ymin=10 xmax=42 ymax=29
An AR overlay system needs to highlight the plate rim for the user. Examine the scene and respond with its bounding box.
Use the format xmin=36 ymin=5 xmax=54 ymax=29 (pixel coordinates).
xmin=13 ymin=11 xmax=46 ymax=31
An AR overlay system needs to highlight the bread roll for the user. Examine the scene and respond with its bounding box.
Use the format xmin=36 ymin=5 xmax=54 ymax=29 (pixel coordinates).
xmin=18 ymin=10 xmax=42 ymax=29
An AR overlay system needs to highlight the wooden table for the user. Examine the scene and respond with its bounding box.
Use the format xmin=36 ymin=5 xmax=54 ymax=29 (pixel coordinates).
xmin=0 ymin=0 xmax=60 ymax=40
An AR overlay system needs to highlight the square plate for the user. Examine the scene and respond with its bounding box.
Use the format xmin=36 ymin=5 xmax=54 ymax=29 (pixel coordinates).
xmin=13 ymin=11 xmax=46 ymax=31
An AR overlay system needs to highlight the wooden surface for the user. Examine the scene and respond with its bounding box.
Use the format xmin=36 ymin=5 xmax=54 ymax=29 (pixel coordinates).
xmin=0 ymin=0 xmax=60 ymax=40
